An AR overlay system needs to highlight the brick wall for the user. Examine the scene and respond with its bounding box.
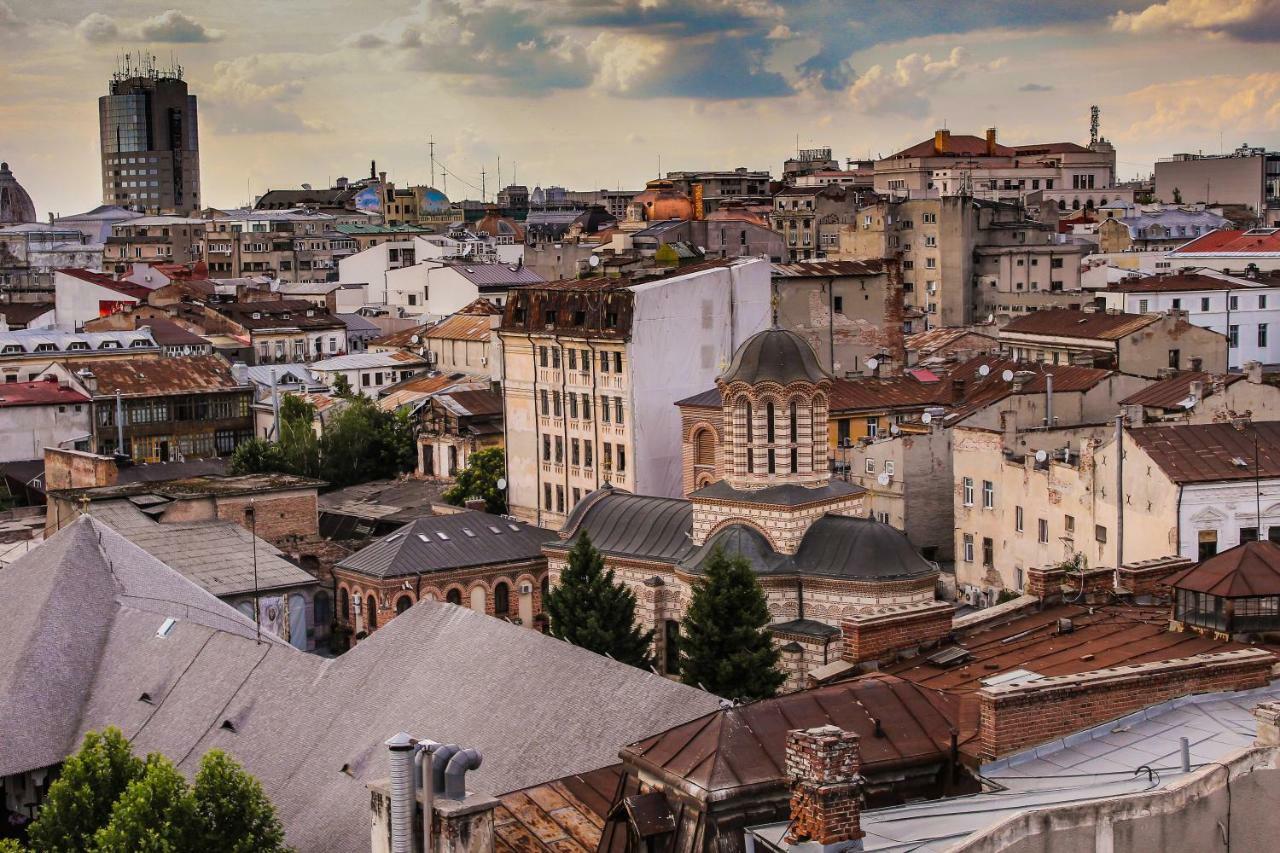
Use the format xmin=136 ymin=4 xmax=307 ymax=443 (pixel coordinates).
xmin=43 ymin=447 xmax=117 ymax=491
xmin=840 ymin=601 xmax=954 ymax=665
xmin=977 ymin=648 xmax=1275 ymax=760
xmin=217 ymin=490 xmax=319 ymax=543
xmin=1027 ymin=564 xmax=1116 ymax=603
xmin=784 ymin=726 xmax=864 ymax=846
xmin=1117 ymin=556 xmax=1192 ymax=599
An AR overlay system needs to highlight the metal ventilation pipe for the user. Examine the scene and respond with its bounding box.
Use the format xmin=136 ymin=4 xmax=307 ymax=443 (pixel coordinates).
xmin=431 ymin=744 xmax=461 ymax=795
xmin=385 ymin=733 xmax=417 ymax=853
xmin=414 ymin=741 xmax=441 ymax=853
xmin=444 ymin=748 xmax=483 ymax=800
xmin=1045 ymin=373 xmax=1054 ymax=427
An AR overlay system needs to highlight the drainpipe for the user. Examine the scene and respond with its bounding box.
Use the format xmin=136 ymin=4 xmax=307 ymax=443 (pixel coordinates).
xmin=1045 ymin=373 xmax=1054 ymax=428
xmin=114 ymin=389 xmax=124 ymax=454
xmin=587 ymin=340 xmax=602 ymax=491
xmin=1115 ymin=413 xmax=1124 ymax=570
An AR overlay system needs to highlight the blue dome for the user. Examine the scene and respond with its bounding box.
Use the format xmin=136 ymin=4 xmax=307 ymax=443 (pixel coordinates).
xmin=420 ymin=187 xmax=450 ymax=214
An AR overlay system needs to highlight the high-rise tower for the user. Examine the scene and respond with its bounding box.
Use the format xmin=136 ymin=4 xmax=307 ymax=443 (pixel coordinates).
xmin=98 ymin=53 xmax=200 ymax=214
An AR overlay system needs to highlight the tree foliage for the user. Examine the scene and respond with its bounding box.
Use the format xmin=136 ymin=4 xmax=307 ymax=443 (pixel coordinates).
xmin=678 ymin=547 xmax=784 ymax=701
xmin=545 ymin=532 xmax=654 ymax=669
xmin=442 ymin=447 xmax=507 ymax=514
xmin=19 ymin=732 xmax=290 ymax=853
xmin=228 ymin=437 xmax=286 ymax=477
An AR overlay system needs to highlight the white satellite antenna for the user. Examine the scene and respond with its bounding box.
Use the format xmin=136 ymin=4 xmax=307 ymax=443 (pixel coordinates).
xmin=876 ymin=472 xmax=891 ymax=486
xmin=1001 ymin=369 xmax=1015 ymax=382
xmin=921 ymin=412 xmax=932 ymax=424
xmin=496 ymin=477 xmax=508 ymax=491
xmin=866 ymin=357 xmax=879 ymax=371
xmin=410 ymin=335 xmax=420 ymax=344
xmin=978 ymin=364 xmax=991 ymax=377
xmin=588 ymin=255 xmax=600 ymax=268
xmin=1034 ymin=450 xmax=1048 ymax=463
xmin=890 ymin=424 xmax=901 ymax=435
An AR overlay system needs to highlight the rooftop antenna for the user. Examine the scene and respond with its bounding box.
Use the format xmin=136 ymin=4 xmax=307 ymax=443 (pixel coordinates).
xmin=480 ymin=167 xmax=486 ymax=203
xmin=497 ymin=155 xmax=502 ymax=192
xmin=1090 ymin=105 xmax=1099 ymax=146
xmin=428 ymin=135 xmax=436 ymax=188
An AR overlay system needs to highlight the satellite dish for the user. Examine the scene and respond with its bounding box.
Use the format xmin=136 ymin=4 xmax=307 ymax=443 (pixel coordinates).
xmin=921 ymin=412 xmax=932 ymax=424
xmin=876 ymin=472 xmax=891 ymax=487
xmin=866 ymin=357 xmax=879 ymax=371
xmin=890 ymin=424 xmax=901 ymax=435
xmin=496 ymin=478 xmax=508 ymax=491
xmin=410 ymin=335 xmax=420 ymax=344
xmin=587 ymin=255 xmax=600 ymax=268
xmin=1001 ymin=369 xmax=1015 ymax=382
xmin=1034 ymin=450 xmax=1048 ymax=463
xmin=978 ymin=364 xmax=991 ymax=377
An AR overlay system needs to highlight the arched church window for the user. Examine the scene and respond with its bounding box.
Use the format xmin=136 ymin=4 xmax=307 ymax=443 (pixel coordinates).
xmin=766 ymin=402 xmax=775 ymax=442
xmin=790 ymin=401 xmax=798 ymax=443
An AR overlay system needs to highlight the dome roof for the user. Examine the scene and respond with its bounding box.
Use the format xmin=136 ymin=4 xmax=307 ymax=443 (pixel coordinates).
xmin=720 ymin=328 xmax=829 ymax=386
xmin=0 ymin=162 xmax=36 ymax=226
xmin=629 ymin=179 xmax=693 ymax=222
xmin=419 ymin=187 xmax=450 ymax=215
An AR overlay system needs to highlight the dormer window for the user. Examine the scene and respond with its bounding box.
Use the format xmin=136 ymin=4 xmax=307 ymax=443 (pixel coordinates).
xmin=252 ymin=312 xmax=262 ymax=320
xmin=33 ymin=343 xmax=57 ymax=352
xmin=66 ymin=341 xmax=90 ymax=351
xmin=129 ymin=339 xmax=148 ymax=348
xmin=99 ymin=341 xmax=120 ymax=349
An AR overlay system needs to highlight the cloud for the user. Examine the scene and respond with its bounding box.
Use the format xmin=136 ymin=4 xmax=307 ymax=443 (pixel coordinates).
xmin=136 ymin=10 xmax=223 ymax=43
xmin=846 ymin=47 xmax=1002 ymax=117
xmin=76 ymin=12 xmax=119 ymax=44
xmin=0 ymin=1 xmax=22 ymax=31
xmin=75 ymin=9 xmax=222 ymax=44
xmin=1019 ymin=82 xmax=1054 ymax=92
xmin=1121 ymin=71 xmax=1280 ymax=137
xmin=1112 ymin=0 xmax=1280 ymax=41
xmin=200 ymin=55 xmax=330 ymax=135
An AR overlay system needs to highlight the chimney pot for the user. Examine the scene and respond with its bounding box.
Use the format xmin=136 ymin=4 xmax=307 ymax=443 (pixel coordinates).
xmin=784 ymin=726 xmax=865 ymax=846
xmin=933 ymin=129 xmax=951 ymax=156
xmin=985 ymin=127 xmax=997 ymax=156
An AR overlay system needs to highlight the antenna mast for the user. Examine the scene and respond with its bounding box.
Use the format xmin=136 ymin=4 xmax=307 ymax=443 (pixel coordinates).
xmin=480 ymin=168 xmax=486 ymax=203
xmin=428 ymin=136 xmax=436 ymax=188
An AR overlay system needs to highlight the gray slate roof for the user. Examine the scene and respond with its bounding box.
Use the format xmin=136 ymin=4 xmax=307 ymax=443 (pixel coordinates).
xmin=555 ymin=488 xmax=696 ymax=563
xmin=720 ymin=327 xmax=829 ymax=386
xmin=793 ymin=515 xmax=937 ymax=580
xmin=336 ymin=512 xmax=555 ymax=579
xmin=1 ymin=517 xmax=721 ymax=853
xmin=690 ymin=479 xmax=864 ymax=506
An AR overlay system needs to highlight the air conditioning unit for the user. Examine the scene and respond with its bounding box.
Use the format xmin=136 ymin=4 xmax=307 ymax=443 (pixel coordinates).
xmin=519 ymin=582 xmax=533 ymax=595
xmin=479 ymin=356 xmax=488 ymax=366
xmin=425 ymin=351 xmax=438 ymax=364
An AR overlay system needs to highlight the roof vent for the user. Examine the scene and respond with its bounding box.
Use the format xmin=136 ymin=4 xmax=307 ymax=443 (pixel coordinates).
xmin=138 ymin=692 xmax=155 ymax=704
xmin=462 ymin=528 xmax=476 ymax=537
xmin=925 ymin=646 xmax=971 ymax=667
xmin=156 ymin=617 xmax=177 ymax=638
xmin=436 ymin=531 xmax=450 ymax=540
xmin=487 ymin=525 xmax=502 ymax=534
xmin=507 ymin=523 xmax=520 ymax=531
xmin=980 ymin=668 xmax=1044 ymax=687
xmin=1231 ymin=456 xmax=1250 ymax=468
xmin=416 ymin=533 xmax=430 ymax=542
xmin=1057 ymin=618 xmax=1074 ymax=634
xmin=220 ymin=719 xmax=237 ymax=734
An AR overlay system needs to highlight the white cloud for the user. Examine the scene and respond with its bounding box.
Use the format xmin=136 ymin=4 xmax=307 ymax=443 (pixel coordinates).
xmin=587 ymin=31 xmax=668 ymax=93
xmin=1121 ymin=71 xmax=1280 ymax=138
xmin=846 ymin=47 xmax=1002 ymax=117
xmin=0 ymin=1 xmax=21 ymax=31
xmin=75 ymin=9 xmax=222 ymax=44
xmin=1112 ymin=0 xmax=1280 ymax=41
xmin=200 ymin=55 xmax=330 ymax=135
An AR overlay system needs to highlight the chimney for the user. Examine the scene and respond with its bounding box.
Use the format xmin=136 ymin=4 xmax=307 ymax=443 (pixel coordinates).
xmin=985 ymin=127 xmax=997 ymax=156
xmin=463 ymin=497 xmax=487 ymax=512
xmin=784 ymin=726 xmax=865 ymax=847
xmin=230 ymin=360 xmax=250 ymax=386
xmin=1189 ymin=379 xmax=1204 ymax=400
xmin=1245 ymin=360 xmax=1263 ymax=384
xmin=933 ymin=129 xmax=951 ymax=156
xmin=372 ymin=738 xmax=496 ymax=853
xmin=1011 ymin=370 xmax=1034 ymax=393
xmin=1123 ymin=403 xmax=1144 ymax=426
xmin=951 ymin=377 xmax=966 ymax=399
xmin=76 ymin=367 xmax=98 ymax=395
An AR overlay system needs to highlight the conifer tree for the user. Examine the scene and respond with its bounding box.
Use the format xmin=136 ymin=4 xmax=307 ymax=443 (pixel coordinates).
xmin=545 ymin=531 xmax=654 ymax=669
xmin=678 ymin=547 xmax=784 ymax=701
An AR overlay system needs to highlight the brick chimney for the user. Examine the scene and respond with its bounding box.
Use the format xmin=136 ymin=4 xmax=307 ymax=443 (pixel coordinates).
xmin=463 ymin=498 xmax=487 ymax=512
xmin=784 ymin=726 xmax=864 ymax=848
xmin=985 ymin=127 xmax=997 ymax=156
xmin=933 ymin=129 xmax=951 ymax=156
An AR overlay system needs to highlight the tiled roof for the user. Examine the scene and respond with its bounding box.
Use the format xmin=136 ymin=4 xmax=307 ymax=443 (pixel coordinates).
xmin=1166 ymin=541 xmax=1280 ymax=597
xmin=1108 ymin=272 xmax=1257 ymax=293
xmin=448 ymin=263 xmax=545 ymax=288
xmin=905 ymin=327 xmax=996 ymax=354
xmin=887 ymin=135 xmax=1017 ymax=159
xmin=336 ymin=512 xmax=553 ymax=579
xmin=1119 ymin=371 xmax=1243 ymax=409
xmin=57 ymin=268 xmax=149 ymax=300
xmin=1000 ymin=308 xmax=1158 ymax=340
xmin=75 ymin=355 xmax=246 ymax=396
xmin=216 ymin=300 xmax=346 ymax=331
xmin=0 ymin=377 xmax=90 ymax=407
xmin=0 ymin=516 xmax=721 ymax=853
xmin=143 ymin=318 xmax=209 ymax=347
xmin=829 ymin=375 xmax=942 ymax=412
xmin=425 ymin=313 xmax=493 ymax=341
xmin=1170 ymin=228 xmax=1280 ymax=256
xmin=438 ymin=388 xmax=503 ymax=416
xmin=1129 ymin=421 xmax=1280 ymax=484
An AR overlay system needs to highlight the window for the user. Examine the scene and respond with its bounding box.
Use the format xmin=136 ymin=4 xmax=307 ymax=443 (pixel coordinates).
xmin=569 ymin=393 xmax=578 ymax=419
xmin=837 ymin=419 xmax=850 ymax=445
xmin=1169 ymin=349 xmax=1180 ymax=369
xmin=1260 ymin=295 xmax=1268 ymax=310
xmin=396 ymin=595 xmax=413 ymax=615
xmin=1095 ymin=524 xmax=1108 ymax=544
xmin=1015 ymin=506 xmax=1024 ymax=533
xmin=617 ymin=446 xmax=626 ymax=472
xmin=1230 ymin=295 xmax=1239 ymax=310
xmin=540 ymin=389 xmax=549 ymax=416
xmin=601 ymin=397 xmax=610 ymax=423
xmin=614 ymin=351 xmax=623 ymax=373
xmin=366 ymin=596 xmax=378 ymax=631
xmin=582 ymin=393 xmax=591 ymax=420
xmin=1172 ymin=298 xmax=1181 ymax=310
xmin=571 ymin=438 xmax=580 ymax=466
xmin=982 ymin=537 xmax=994 ymax=567
xmin=833 ymin=295 xmax=844 ymax=313
xmin=1138 ymin=299 xmax=1149 ymax=313
xmin=963 ymin=534 xmax=974 ymax=562
xmin=554 ymin=436 xmax=563 ymax=463
xmin=615 ymin=397 xmax=624 ymax=425
xmin=603 ymin=443 xmax=612 ymax=471
xmin=556 ymin=485 xmax=564 ymax=513
xmin=446 ymin=588 xmax=462 ymax=606
xmin=1201 ymin=297 xmax=1211 ymax=311
xmin=1241 ymin=526 xmax=1259 ymax=543
xmin=551 ymin=347 xmax=561 ymax=369
xmin=963 ymin=477 xmax=974 ymax=506
xmin=493 ymin=582 xmax=510 ymax=616
xmin=866 ymin=417 xmax=878 ymax=438
xmin=1229 ymin=325 xmax=1239 ymax=348
xmin=567 ymin=349 xmax=577 ymax=370
xmin=982 ymin=480 xmax=994 ymax=509
xmin=1260 ymin=324 xmax=1269 ymax=348
xmin=1199 ymin=529 xmax=1218 ymax=560
xmin=539 ymin=345 xmax=549 ymax=367
xmin=1038 ymin=518 xmax=1049 ymax=543
xmin=865 ymin=458 xmax=876 ymax=474
xmin=885 ymin=460 xmax=895 ymax=476
xmin=584 ymin=441 xmax=593 ymax=468
xmin=542 ymin=435 xmax=550 ymax=461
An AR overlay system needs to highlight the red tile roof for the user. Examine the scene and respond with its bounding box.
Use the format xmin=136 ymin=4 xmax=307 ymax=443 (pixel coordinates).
xmin=1001 ymin=308 xmax=1158 ymax=341
xmin=1119 ymin=371 xmax=1243 ymax=410
xmin=1108 ymin=273 xmax=1256 ymax=293
xmin=57 ymin=268 xmax=148 ymax=301
xmin=0 ymin=377 xmax=90 ymax=407
xmin=1171 ymin=228 xmax=1280 ymax=256
xmin=829 ymin=375 xmax=942 ymax=412
xmin=1165 ymin=541 xmax=1280 ymax=597
xmin=1130 ymin=421 xmax=1280 ymax=484
xmin=887 ymin=135 xmax=1017 ymax=159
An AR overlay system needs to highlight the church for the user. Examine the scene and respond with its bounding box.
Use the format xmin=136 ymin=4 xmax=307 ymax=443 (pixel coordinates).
xmin=544 ymin=327 xmax=941 ymax=689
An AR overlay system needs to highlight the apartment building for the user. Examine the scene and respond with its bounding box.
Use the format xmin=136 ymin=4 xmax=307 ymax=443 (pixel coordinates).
xmin=998 ymin=308 xmax=1227 ymax=377
xmin=1154 ymin=145 xmax=1280 ymax=225
xmin=0 ymin=225 xmax=104 ymax=293
xmin=308 ymin=350 xmax=427 ymax=397
xmin=497 ymin=258 xmax=771 ymax=528
xmin=1096 ymin=207 xmax=1230 ymax=253
xmin=770 ymin=185 xmax=859 ymax=261
xmin=665 ymin=167 xmax=772 ymax=214
xmin=102 ymin=215 xmax=205 ymax=273
xmin=1099 ymin=271 xmax=1280 ymax=368
xmin=202 ymin=210 xmax=351 ymax=283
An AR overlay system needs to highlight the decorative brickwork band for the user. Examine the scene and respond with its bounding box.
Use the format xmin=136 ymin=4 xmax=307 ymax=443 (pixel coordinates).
xmin=840 ymin=601 xmax=954 ymax=665
xmin=784 ymin=725 xmax=865 ymax=846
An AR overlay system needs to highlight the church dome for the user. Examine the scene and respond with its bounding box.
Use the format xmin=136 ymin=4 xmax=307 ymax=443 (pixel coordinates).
xmin=628 ymin=179 xmax=693 ymax=222
xmin=419 ymin=186 xmax=450 ymax=215
xmin=720 ymin=328 xmax=829 ymax=387
xmin=0 ymin=162 xmax=36 ymax=225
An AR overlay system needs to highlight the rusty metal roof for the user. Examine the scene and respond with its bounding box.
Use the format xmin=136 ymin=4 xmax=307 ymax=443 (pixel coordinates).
xmin=1000 ymin=308 xmax=1158 ymax=341
xmin=74 ymin=355 xmax=247 ymax=397
xmin=424 ymin=314 xmax=493 ymax=342
xmin=622 ymin=674 xmax=957 ymax=797
xmin=905 ymin=327 xmax=997 ymax=355
xmin=1130 ymin=421 xmax=1280 ymax=484
xmin=829 ymin=375 xmax=942 ymax=412
xmin=1166 ymin=541 xmax=1280 ymax=597
xmin=495 ymin=764 xmax=628 ymax=852
xmin=1119 ymin=371 xmax=1243 ymax=410
xmin=1108 ymin=273 xmax=1257 ymax=293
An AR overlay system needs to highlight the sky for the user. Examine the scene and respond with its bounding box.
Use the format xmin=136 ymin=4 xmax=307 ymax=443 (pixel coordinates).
xmin=2 ymin=0 xmax=1279 ymax=216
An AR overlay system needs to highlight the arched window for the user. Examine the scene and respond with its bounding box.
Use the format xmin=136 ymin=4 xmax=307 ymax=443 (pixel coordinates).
xmin=767 ymin=449 xmax=776 ymax=474
xmin=693 ymin=428 xmax=715 ymax=466
xmin=494 ymin=582 xmax=510 ymax=616
xmin=446 ymin=588 xmax=462 ymax=606
xmin=745 ymin=401 xmax=753 ymax=443
xmin=766 ymin=402 xmax=775 ymax=442
xmin=540 ymin=575 xmax=549 ymax=602
xmin=1058 ymin=200 xmax=1066 ymax=211
xmin=789 ymin=401 xmax=798 ymax=443
xmin=339 ymin=587 xmax=350 ymax=621
xmin=314 ymin=590 xmax=331 ymax=628
xmin=366 ymin=595 xmax=378 ymax=631
xmin=791 ymin=447 xmax=798 ymax=473
xmin=1072 ymin=199 xmax=1080 ymax=210
xmin=396 ymin=594 xmax=413 ymax=615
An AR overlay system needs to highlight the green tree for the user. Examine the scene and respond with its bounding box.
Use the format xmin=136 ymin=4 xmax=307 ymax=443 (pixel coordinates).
xmin=27 ymin=728 xmax=144 ymax=853
xmin=545 ymin=532 xmax=654 ymax=669
xmin=330 ymin=373 xmax=354 ymax=399
xmin=319 ymin=396 xmax=412 ymax=487
xmin=277 ymin=396 xmax=320 ymax=478
xmin=189 ymin=750 xmax=290 ymax=853
xmin=93 ymin=755 xmax=199 ymax=853
xmin=228 ymin=437 xmax=286 ymax=476
xmin=443 ymin=447 xmax=507 ymax=514
xmin=1172 ymin=186 xmax=1183 ymax=204
xmin=654 ymin=243 xmax=680 ymax=267
xmin=678 ymin=547 xmax=784 ymax=701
